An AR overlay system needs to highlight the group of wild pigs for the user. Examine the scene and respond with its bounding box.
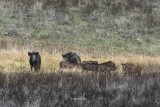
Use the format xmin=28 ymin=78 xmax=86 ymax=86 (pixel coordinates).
xmin=28 ymin=51 xmax=142 ymax=76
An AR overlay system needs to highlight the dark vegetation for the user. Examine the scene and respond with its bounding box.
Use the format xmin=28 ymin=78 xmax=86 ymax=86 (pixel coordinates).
xmin=0 ymin=71 xmax=160 ymax=106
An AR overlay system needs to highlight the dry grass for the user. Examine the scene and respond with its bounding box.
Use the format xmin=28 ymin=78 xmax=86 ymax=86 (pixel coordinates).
xmin=0 ymin=49 xmax=160 ymax=73
xmin=1 ymin=50 xmax=160 ymax=106
xmin=0 ymin=49 xmax=61 ymax=72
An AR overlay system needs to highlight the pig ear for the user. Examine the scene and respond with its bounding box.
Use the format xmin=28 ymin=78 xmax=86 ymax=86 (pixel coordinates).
xmin=35 ymin=52 xmax=39 ymax=55
xmin=28 ymin=52 xmax=31 ymax=56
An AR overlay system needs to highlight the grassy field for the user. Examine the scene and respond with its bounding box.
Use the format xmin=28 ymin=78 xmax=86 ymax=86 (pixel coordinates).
xmin=1 ymin=0 xmax=160 ymax=106
xmin=1 ymin=0 xmax=160 ymax=55
xmin=1 ymin=49 xmax=160 ymax=72
xmin=0 ymin=49 xmax=160 ymax=106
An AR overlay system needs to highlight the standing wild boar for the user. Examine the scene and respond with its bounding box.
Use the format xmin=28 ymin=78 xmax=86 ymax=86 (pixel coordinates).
xmin=28 ymin=52 xmax=41 ymax=72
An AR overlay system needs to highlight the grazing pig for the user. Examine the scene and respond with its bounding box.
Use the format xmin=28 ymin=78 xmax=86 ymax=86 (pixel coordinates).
xmin=81 ymin=60 xmax=98 ymax=65
xmin=81 ymin=61 xmax=98 ymax=72
xmin=122 ymin=63 xmax=134 ymax=71
xmin=98 ymin=61 xmax=117 ymax=74
xmin=62 ymin=52 xmax=81 ymax=65
xmin=59 ymin=61 xmax=78 ymax=69
xmin=122 ymin=63 xmax=142 ymax=76
xmin=28 ymin=52 xmax=41 ymax=72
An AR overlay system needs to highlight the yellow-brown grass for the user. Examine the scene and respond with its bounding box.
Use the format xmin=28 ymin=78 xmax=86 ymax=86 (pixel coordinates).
xmin=0 ymin=49 xmax=160 ymax=73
